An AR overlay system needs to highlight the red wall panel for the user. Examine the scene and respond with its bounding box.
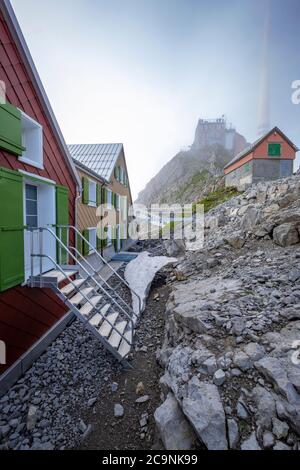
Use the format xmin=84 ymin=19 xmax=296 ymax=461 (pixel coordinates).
xmin=0 ymin=10 xmax=76 ymax=373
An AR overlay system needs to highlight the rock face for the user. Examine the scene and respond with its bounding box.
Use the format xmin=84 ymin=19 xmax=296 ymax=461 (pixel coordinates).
xmin=154 ymin=393 xmax=196 ymax=450
xmin=154 ymin=173 xmax=300 ymax=451
xmin=136 ymin=118 xmax=248 ymax=206
xmin=182 ymin=378 xmax=228 ymax=450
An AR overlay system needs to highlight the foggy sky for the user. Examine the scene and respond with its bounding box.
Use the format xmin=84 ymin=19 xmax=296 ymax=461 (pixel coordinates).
xmin=11 ymin=0 xmax=300 ymax=198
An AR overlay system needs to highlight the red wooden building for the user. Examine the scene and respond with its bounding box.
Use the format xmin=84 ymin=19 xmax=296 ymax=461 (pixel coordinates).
xmin=0 ymin=0 xmax=80 ymax=394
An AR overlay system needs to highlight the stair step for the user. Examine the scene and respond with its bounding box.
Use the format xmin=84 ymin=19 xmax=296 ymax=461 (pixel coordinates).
xmin=100 ymin=304 xmax=111 ymax=316
xmin=89 ymin=312 xmax=104 ymax=327
xmin=69 ymin=287 xmax=94 ymax=306
xmin=79 ymin=295 xmax=102 ymax=316
xmin=98 ymin=312 xmax=119 ymax=338
xmin=108 ymin=321 xmax=127 ymax=349
xmin=60 ymin=278 xmax=85 ymax=296
xmin=43 ymin=269 xmax=78 ymax=284
xmin=118 ymin=329 xmax=133 ymax=358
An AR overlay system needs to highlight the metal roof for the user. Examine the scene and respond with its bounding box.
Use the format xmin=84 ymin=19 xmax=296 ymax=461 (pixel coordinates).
xmin=68 ymin=143 xmax=123 ymax=182
xmin=224 ymin=127 xmax=299 ymax=170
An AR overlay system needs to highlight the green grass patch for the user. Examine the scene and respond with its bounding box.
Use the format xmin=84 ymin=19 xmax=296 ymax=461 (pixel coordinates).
xmin=195 ymin=186 xmax=240 ymax=213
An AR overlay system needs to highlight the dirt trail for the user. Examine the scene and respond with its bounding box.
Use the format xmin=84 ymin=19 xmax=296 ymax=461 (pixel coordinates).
xmin=80 ymin=277 xmax=170 ymax=450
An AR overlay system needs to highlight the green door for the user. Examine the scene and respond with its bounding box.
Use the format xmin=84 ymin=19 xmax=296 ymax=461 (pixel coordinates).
xmin=56 ymin=185 xmax=69 ymax=265
xmin=0 ymin=167 xmax=24 ymax=291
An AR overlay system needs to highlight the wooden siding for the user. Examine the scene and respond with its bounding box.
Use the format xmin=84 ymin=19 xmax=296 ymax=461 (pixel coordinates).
xmin=76 ymin=149 xmax=133 ymax=233
xmin=0 ymin=287 xmax=67 ymax=373
xmin=77 ymin=168 xmax=102 ymax=232
xmin=0 ymin=10 xmax=76 ymax=373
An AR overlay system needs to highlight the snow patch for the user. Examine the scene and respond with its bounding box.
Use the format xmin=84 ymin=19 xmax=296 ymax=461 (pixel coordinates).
xmin=125 ymin=251 xmax=177 ymax=315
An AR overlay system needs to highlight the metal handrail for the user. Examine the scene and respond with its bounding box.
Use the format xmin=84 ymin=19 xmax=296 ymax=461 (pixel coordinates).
xmin=68 ymin=244 xmax=137 ymax=319
xmin=57 ymin=225 xmax=141 ymax=314
xmin=29 ymin=252 xmax=132 ymax=348
xmin=28 ymin=227 xmax=135 ymax=334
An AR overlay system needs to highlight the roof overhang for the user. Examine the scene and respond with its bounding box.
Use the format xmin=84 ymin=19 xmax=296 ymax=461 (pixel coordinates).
xmin=74 ymin=159 xmax=107 ymax=185
xmin=1 ymin=0 xmax=81 ymax=189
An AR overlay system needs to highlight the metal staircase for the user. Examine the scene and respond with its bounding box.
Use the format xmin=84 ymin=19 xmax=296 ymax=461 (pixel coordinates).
xmin=27 ymin=226 xmax=141 ymax=368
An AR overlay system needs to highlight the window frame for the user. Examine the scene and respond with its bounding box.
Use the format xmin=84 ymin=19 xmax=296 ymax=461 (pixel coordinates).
xmin=88 ymin=179 xmax=97 ymax=207
xmin=88 ymin=227 xmax=97 ymax=250
xmin=18 ymin=111 xmax=44 ymax=170
xmin=106 ymin=189 xmax=113 ymax=206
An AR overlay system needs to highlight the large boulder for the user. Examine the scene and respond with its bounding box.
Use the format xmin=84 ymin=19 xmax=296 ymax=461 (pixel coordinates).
xmin=271 ymin=207 xmax=300 ymax=226
xmin=225 ymin=232 xmax=246 ymax=249
xmin=255 ymin=357 xmax=300 ymax=405
xmin=154 ymin=393 xmax=196 ymax=450
xmin=164 ymin=239 xmax=186 ymax=257
xmin=273 ymin=223 xmax=299 ymax=247
xmin=182 ymin=377 xmax=228 ymax=450
xmin=240 ymin=206 xmax=261 ymax=232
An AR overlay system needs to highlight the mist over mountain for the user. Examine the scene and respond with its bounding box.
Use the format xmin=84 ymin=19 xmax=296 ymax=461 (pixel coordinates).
xmin=136 ymin=118 xmax=249 ymax=206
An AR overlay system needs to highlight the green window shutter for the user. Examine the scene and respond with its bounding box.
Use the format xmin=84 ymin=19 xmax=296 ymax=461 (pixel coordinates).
xmin=56 ymin=185 xmax=69 ymax=264
xmin=268 ymin=143 xmax=281 ymax=157
xmin=76 ymin=232 xmax=83 ymax=255
xmin=112 ymin=226 xmax=116 ymax=251
xmin=82 ymin=176 xmax=89 ymax=204
xmin=114 ymin=167 xmax=118 ymax=179
xmin=96 ymin=229 xmax=101 ymax=250
xmin=0 ymin=167 xmax=24 ymax=291
xmin=82 ymin=229 xmax=90 ymax=256
xmin=96 ymin=184 xmax=101 ymax=206
xmin=0 ymin=103 xmax=25 ymax=156
xmin=103 ymin=187 xmax=107 ymax=204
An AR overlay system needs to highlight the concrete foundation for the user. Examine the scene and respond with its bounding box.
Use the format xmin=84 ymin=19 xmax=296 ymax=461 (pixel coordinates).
xmin=225 ymin=159 xmax=294 ymax=190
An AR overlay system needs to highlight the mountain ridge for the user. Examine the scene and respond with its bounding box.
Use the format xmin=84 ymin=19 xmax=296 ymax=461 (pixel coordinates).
xmin=136 ymin=118 xmax=248 ymax=206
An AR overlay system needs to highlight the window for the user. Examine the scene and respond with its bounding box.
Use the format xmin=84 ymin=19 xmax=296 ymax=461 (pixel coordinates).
xmin=25 ymin=184 xmax=38 ymax=228
xmin=107 ymin=189 xmax=112 ymax=206
xmin=19 ymin=112 xmax=43 ymax=169
xmin=88 ymin=228 xmax=97 ymax=249
xmin=88 ymin=180 xmax=97 ymax=206
xmin=268 ymin=143 xmax=281 ymax=157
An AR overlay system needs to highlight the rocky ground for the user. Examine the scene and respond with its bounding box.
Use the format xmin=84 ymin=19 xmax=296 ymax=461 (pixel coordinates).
xmin=154 ymin=174 xmax=300 ymax=450
xmin=1 ymin=174 xmax=300 ymax=451
xmin=0 ymin=264 xmax=172 ymax=451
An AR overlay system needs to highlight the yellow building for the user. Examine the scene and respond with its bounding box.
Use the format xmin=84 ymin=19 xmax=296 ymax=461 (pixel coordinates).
xmin=68 ymin=144 xmax=133 ymax=258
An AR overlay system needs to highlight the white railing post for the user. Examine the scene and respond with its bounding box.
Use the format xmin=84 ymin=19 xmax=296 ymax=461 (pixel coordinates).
xmin=30 ymin=229 xmax=34 ymax=287
xmin=39 ymin=228 xmax=43 ymax=288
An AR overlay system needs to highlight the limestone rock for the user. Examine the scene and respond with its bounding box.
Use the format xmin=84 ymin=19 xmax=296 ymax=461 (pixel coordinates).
xmin=227 ymin=418 xmax=239 ymax=449
xmin=241 ymin=432 xmax=261 ymax=450
xmin=272 ymin=417 xmax=289 ymax=439
xmin=213 ymin=369 xmax=226 ymax=386
xmin=164 ymin=239 xmax=186 ymax=258
xmin=273 ymin=223 xmax=299 ymax=247
xmin=225 ymin=232 xmax=246 ymax=249
xmin=154 ymin=393 xmax=196 ymax=450
xmin=233 ymin=351 xmax=251 ymax=371
xmin=27 ymin=405 xmax=38 ymax=431
xmin=182 ymin=377 xmax=228 ymax=450
xmin=114 ymin=404 xmax=124 ymax=418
